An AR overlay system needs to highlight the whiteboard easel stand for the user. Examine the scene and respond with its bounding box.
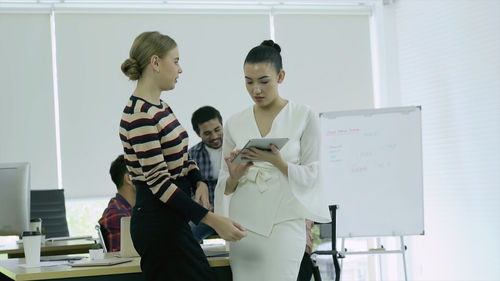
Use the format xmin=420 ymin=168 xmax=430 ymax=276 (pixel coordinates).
xmin=339 ymin=235 xmax=408 ymax=281
xmin=319 ymin=106 xmax=423 ymax=281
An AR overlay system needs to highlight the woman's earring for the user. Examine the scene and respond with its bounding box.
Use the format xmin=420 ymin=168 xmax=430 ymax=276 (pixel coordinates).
xmin=157 ymin=68 xmax=160 ymax=73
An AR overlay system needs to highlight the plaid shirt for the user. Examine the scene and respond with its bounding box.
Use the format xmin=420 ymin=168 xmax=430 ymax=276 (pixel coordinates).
xmin=98 ymin=193 xmax=133 ymax=252
xmin=188 ymin=141 xmax=218 ymax=205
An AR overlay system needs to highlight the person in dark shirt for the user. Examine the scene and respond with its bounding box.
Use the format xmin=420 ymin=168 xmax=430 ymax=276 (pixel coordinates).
xmin=99 ymin=154 xmax=135 ymax=252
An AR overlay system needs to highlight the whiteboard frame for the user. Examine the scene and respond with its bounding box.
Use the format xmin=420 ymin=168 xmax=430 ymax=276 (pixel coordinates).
xmin=320 ymin=106 xmax=424 ymax=238
xmin=320 ymin=106 xmax=421 ymax=120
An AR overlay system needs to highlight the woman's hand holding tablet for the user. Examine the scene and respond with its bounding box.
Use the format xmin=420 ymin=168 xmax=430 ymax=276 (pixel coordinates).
xmin=231 ymin=138 xmax=289 ymax=164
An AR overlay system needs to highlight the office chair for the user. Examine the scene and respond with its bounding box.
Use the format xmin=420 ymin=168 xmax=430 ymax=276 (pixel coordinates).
xmin=311 ymin=206 xmax=344 ymax=281
xmin=30 ymin=189 xmax=70 ymax=238
xmin=95 ymin=224 xmax=108 ymax=253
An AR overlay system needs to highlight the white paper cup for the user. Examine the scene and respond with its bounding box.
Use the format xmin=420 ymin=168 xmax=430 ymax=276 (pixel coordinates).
xmin=89 ymin=249 xmax=105 ymax=260
xmin=22 ymin=231 xmax=42 ymax=265
xmin=29 ymin=218 xmax=42 ymax=233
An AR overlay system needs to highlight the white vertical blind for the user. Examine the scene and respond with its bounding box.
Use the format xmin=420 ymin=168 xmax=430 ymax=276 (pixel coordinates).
xmin=2 ymin=4 xmax=376 ymax=201
xmin=388 ymin=1 xmax=500 ymax=280
xmin=274 ymin=14 xmax=374 ymax=113
xmin=0 ymin=14 xmax=58 ymax=190
xmin=55 ymin=13 xmax=269 ymax=198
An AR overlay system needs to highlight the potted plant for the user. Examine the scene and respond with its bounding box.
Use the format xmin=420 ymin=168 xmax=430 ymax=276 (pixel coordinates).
xmin=89 ymin=242 xmax=105 ymax=260
xmin=40 ymin=227 xmax=46 ymax=244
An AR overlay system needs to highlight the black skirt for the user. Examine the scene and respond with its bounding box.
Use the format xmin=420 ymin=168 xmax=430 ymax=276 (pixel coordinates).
xmin=131 ymin=177 xmax=214 ymax=281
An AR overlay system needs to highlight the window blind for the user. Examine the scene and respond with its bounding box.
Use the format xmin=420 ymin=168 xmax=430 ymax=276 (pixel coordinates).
xmin=0 ymin=14 xmax=58 ymax=190
xmin=55 ymin=13 xmax=269 ymax=198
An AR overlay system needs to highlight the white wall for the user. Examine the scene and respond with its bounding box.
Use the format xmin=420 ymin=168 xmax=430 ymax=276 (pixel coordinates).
xmin=382 ymin=0 xmax=500 ymax=280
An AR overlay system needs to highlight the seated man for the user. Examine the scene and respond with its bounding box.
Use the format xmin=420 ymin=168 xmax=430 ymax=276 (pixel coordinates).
xmin=188 ymin=106 xmax=223 ymax=242
xmin=98 ymin=154 xmax=136 ymax=252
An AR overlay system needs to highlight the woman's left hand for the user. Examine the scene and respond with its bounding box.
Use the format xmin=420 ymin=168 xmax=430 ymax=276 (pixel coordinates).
xmin=195 ymin=181 xmax=213 ymax=211
xmin=242 ymin=144 xmax=287 ymax=171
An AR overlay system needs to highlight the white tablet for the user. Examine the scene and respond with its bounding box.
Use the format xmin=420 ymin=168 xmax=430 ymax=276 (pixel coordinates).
xmin=231 ymin=138 xmax=289 ymax=164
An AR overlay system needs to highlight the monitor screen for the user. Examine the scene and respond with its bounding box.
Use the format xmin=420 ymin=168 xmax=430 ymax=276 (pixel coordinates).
xmin=0 ymin=162 xmax=30 ymax=236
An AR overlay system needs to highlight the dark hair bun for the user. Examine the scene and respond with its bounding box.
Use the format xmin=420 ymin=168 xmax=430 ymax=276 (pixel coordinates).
xmin=121 ymin=57 xmax=141 ymax=81
xmin=260 ymin=40 xmax=281 ymax=53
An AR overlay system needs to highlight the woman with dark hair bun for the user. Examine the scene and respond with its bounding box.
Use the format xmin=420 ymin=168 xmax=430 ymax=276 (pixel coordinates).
xmin=119 ymin=31 xmax=246 ymax=281
xmin=214 ymin=40 xmax=330 ymax=281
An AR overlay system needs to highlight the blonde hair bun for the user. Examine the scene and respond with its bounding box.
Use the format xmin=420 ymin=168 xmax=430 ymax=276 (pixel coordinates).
xmin=121 ymin=31 xmax=177 ymax=81
xmin=121 ymin=57 xmax=141 ymax=81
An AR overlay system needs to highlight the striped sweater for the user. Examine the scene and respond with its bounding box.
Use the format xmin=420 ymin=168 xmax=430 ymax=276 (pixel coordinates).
xmin=119 ymin=95 xmax=207 ymax=223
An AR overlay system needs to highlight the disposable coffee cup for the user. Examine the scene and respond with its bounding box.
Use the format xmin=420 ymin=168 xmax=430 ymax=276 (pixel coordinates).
xmin=22 ymin=231 xmax=42 ymax=265
xmin=29 ymin=218 xmax=42 ymax=233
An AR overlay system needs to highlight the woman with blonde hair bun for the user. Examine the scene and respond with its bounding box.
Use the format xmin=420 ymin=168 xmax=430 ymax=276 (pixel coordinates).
xmin=119 ymin=31 xmax=246 ymax=281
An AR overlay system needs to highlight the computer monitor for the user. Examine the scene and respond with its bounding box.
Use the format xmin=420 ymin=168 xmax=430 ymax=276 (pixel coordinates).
xmin=0 ymin=162 xmax=30 ymax=236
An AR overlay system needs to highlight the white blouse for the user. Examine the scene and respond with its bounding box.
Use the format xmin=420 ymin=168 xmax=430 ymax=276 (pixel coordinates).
xmin=214 ymin=101 xmax=330 ymax=236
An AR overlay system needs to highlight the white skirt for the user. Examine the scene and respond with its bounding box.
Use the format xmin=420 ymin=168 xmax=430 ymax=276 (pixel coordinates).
xmin=229 ymin=219 xmax=306 ymax=281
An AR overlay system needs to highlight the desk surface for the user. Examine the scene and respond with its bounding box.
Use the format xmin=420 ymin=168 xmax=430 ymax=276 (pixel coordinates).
xmin=0 ymin=239 xmax=95 ymax=258
xmin=0 ymin=253 xmax=230 ymax=281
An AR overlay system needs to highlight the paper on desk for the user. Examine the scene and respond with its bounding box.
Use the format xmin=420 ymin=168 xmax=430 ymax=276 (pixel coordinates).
xmin=201 ymin=243 xmax=229 ymax=257
xmin=17 ymin=261 xmax=70 ymax=268
xmin=45 ymin=235 xmax=93 ymax=242
xmin=200 ymin=243 xmax=226 ymax=251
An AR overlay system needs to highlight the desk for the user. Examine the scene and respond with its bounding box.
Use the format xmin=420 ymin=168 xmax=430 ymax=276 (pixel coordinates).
xmin=0 ymin=239 xmax=96 ymax=259
xmin=0 ymin=253 xmax=231 ymax=281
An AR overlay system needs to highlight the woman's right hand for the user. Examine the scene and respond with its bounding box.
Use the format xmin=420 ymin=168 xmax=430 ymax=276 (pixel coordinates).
xmin=201 ymin=212 xmax=247 ymax=242
xmin=223 ymin=150 xmax=253 ymax=195
xmin=225 ymin=149 xmax=253 ymax=181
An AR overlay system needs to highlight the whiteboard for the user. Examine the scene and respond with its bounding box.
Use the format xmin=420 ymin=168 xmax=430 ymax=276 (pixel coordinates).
xmin=320 ymin=106 xmax=424 ymax=238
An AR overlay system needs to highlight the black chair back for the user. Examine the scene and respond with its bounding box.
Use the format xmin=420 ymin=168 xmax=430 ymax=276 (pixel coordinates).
xmin=30 ymin=189 xmax=69 ymax=238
